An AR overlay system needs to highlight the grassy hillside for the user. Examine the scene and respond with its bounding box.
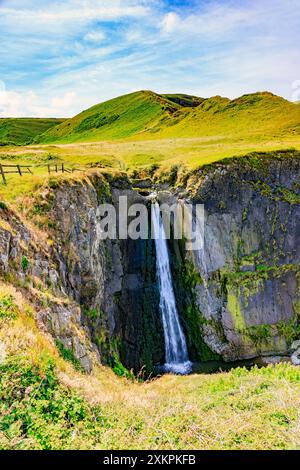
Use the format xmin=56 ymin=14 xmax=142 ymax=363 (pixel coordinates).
xmin=0 ymin=118 xmax=65 ymax=145
xmin=35 ymin=90 xmax=300 ymax=144
xmin=35 ymin=91 xmax=181 ymax=144
xmin=155 ymin=92 xmax=300 ymax=139
xmin=0 ymin=280 xmax=300 ymax=450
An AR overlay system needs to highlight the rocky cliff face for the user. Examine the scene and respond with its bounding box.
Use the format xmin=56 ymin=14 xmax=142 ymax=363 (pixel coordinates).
xmin=171 ymin=151 xmax=300 ymax=362
xmin=51 ymin=178 xmax=163 ymax=371
xmin=0 ymin=151 xmax=299 ymax=373
xmin=0 ymin=172 xmax=164 ymax=373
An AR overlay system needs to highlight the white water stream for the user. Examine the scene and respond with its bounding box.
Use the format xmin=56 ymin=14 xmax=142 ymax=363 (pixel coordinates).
xmin=151 ymin=202 xmax=192 ymax=374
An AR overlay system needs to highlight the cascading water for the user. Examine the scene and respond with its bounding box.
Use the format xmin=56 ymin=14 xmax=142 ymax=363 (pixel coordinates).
xmin=151 ymin=201 xmax=192 ymax=374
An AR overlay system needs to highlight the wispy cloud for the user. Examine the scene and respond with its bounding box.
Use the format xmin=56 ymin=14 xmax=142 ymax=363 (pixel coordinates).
xmin=0 ymin=0 xmax=299 ymax=117
xmin=84 ymin=30 xmax=106 ymax=43
xmin=161 ymin=4 xmax=255 ymax=36
xmin=0 ymin=0 xmax=149 ymax=25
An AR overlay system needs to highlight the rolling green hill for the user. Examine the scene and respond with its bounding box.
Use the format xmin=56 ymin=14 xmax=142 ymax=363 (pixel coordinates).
xmin=35 ymin=90 xmax=300 ymax=144
xmin=0 ymin=117 xmax=65 ymax=145
xmin=35 ymin=91 xmax=180 ymax=144
xmin=153 ymin=92 xmax=300 ymax=139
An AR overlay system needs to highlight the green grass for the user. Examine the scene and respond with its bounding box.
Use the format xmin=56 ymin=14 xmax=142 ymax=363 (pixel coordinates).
xmin=0 ymin=118 xmax=65 ymax=145
xmin=1 ymin=355 xmax=300 ymax=450
xmin=151 ymin=92 xmax=300 ymax=140
xmin=1 ymin=89 xmax=300 ymax=202
xmin=0 ymin=295 xmax=18 ymax=320
xmin=1 ymin=143 xmax=300 ymax=203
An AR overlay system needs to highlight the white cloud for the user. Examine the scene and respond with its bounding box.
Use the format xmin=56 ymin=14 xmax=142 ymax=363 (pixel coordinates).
xmin=161 ymin=5 xmax=256 ymax=37
xmin=292 ymin=80 xmax=300 ymax=102
xmin=84 ymin=30 xmax=106 ymax=42
xmin=162 ymin=12 xmax=180 ymax=34
xmin=0 ymin=87 xmax=77 ymax=117
xmin=0 ymin=1 xmax=149 ymax=27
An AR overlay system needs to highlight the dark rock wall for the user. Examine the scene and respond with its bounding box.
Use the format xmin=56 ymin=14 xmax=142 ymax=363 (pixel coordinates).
xmin=176 ymin=152 xmax=300 ymax=361
xmin=51 ymin=182 xmax=163 ymax=372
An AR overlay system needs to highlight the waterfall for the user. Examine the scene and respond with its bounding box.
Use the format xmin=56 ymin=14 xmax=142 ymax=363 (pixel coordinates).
xmin=151 ymin=202 xmax=192 ymax=374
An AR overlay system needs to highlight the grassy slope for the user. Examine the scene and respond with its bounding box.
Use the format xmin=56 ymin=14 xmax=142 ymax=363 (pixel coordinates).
xmin=0 ymin=118 xmax=65 ymax=145
xmin=144 ymin=92 xmax=300 ymax=140
xmin=35 ymin=91 xmax=180 ymax=144
xmin=35 ymin=90 xmax=300 ymax=144
xmin=0 ymin=280 xmax=300 ymax=450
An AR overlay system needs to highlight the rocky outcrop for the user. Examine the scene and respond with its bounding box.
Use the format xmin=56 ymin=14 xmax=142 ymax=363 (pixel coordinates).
xmin=173 ymin=151 xmax=300 ymax=362
xmin=50 ymin=178 xmax=163 ymax=372
xmin=0 ymin=205 xmax=95 ymax=372
xmin=0 ymin=172 xmax=163 ymax=374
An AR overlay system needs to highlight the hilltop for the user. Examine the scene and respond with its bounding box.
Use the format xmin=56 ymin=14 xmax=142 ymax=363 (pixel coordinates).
xmin=35 ymin=91 xmax=179 ymax=143
xmin=34 ymin=90 xmax=300 ymax=144
xmin=155 ymin=92 xmax=300 ymax=139
xmin=0 ymin=118 xmax=65 ymax=145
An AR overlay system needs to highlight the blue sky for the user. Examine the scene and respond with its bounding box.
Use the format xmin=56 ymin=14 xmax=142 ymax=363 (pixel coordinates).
xmin=0 ymin=0 xmax=299 ymax=117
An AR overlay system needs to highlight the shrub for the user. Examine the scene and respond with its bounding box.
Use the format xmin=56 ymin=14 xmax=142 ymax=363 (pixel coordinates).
xmin=21 ymin=256 xmax=29 ymax=272
xmin=169 ymin=164 xmax=179 ymax=186
xmin=0 ymin=358 xmax=106 ymax=449
xmin=0 ymin=295 xmax=18 ymax=319
xmin=112 ymin=354 xmax=134 ymax=380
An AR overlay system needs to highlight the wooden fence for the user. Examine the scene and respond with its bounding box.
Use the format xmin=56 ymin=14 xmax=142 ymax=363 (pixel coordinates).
xmin=0 ymin=164 xmax=32 ymax=184
xmin=0 ymin=162 xmax=80 ymax=184
xmin=47 ymin=163 xmax=78 ymax=174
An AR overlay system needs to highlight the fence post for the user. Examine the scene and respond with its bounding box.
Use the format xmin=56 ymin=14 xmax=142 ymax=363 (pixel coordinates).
xmin=62 ymin=163 xmax=64 ymax=173
xmin=0 ymin=164 xmax=6 ymax=184
xmin=48 ymin=164 xmax=51 ymax=174
xmin=17 ymin=165 xmax=22 ymax=176
xmin=55 ymin=164 xmax=58 ymax=173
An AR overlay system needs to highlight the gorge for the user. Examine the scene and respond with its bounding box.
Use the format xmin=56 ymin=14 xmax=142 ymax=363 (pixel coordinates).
xmin=0 ymin=150 xmax=299 ymax=376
